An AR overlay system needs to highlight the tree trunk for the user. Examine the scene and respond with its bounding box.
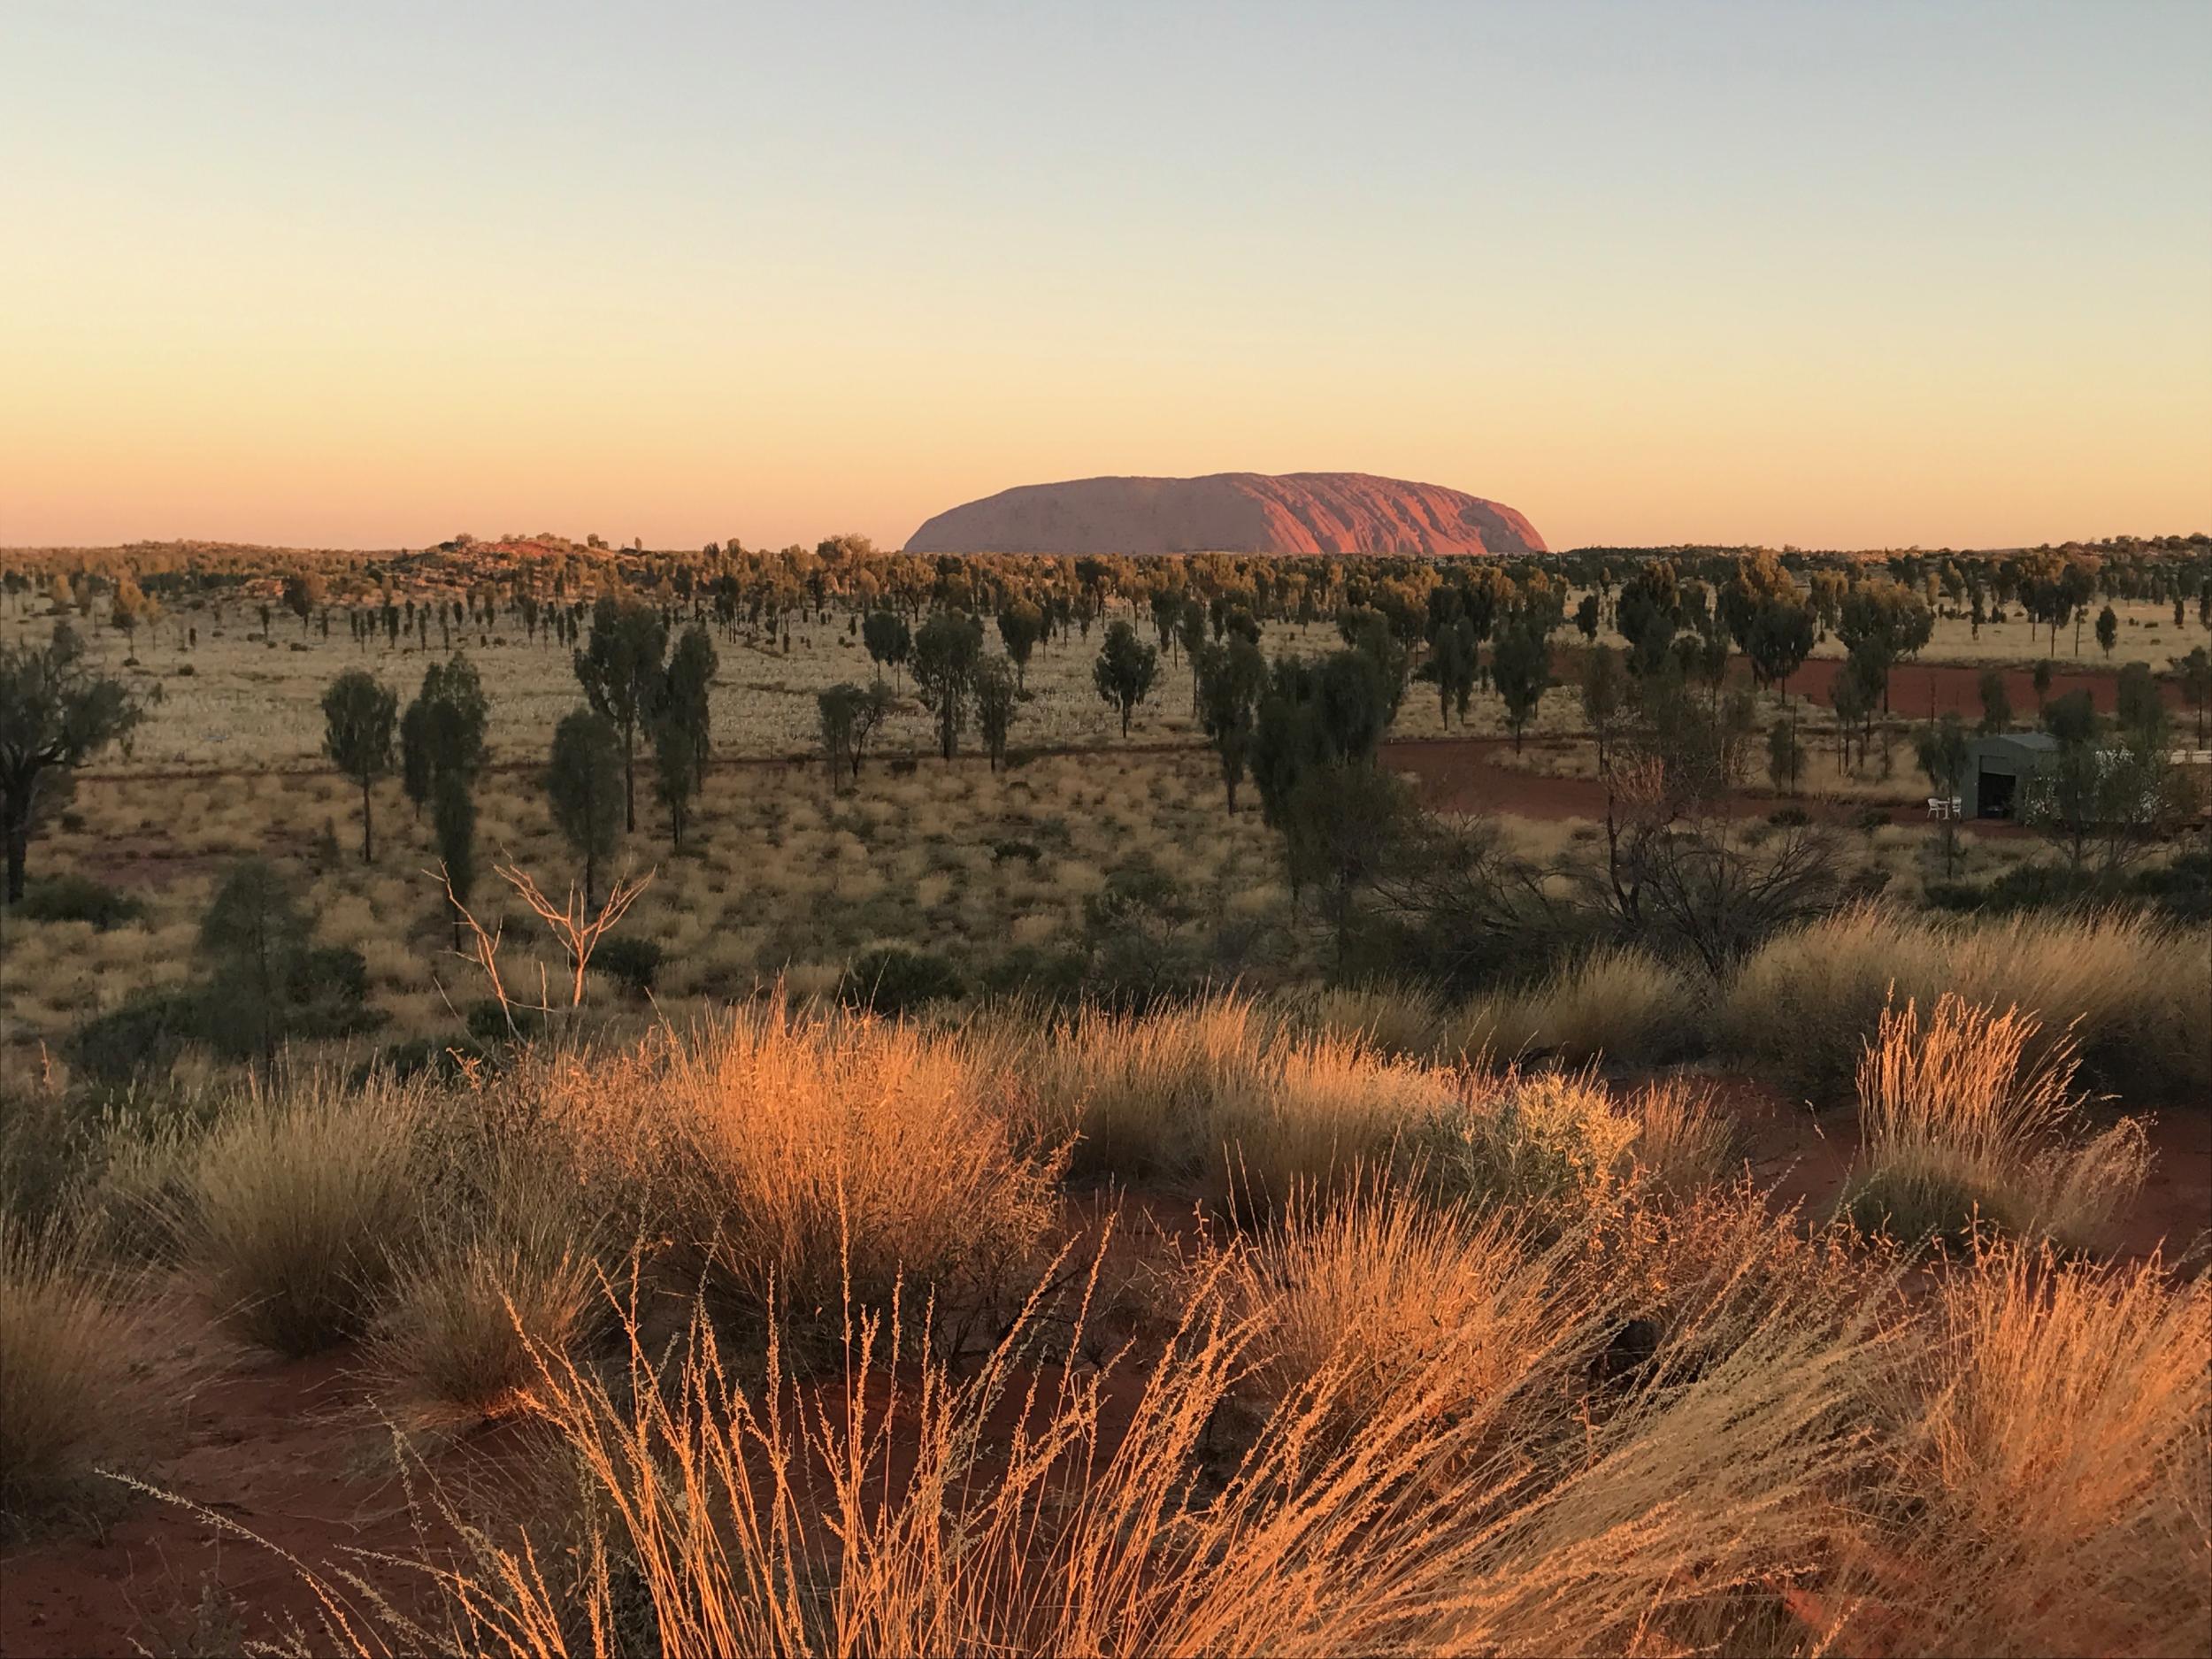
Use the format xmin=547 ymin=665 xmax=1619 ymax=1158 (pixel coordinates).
xmin=4 ymin=813 xmax=27 ymax=905
xmin=359 ymin=776 xmax=374 ymax=864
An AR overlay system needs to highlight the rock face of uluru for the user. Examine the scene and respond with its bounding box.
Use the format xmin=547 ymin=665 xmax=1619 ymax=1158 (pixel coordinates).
xmin=905 ymin=472 xmax=1546 ymax=557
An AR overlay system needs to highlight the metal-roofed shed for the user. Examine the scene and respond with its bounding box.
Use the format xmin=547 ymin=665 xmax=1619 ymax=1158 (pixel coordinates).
xmin=1963 ymin=731 xmax=2062 ymax=820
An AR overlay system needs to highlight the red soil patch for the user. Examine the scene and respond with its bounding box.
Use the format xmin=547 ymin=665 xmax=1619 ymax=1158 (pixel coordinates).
xmin=1784 ymin=656 xmax=2190 ymax=722
xmin=1699 ymin=1072 xmax=2212 ymax=1265
xmin=0 ymin=1331 xmax=522 ymax=1659
xmin=1383 ymin=734 xmax=1987 ymax=832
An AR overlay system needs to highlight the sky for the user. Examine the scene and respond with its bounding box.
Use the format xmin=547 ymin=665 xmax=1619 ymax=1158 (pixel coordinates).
xmin=3 ymin=0 xmax=2208 ymax=554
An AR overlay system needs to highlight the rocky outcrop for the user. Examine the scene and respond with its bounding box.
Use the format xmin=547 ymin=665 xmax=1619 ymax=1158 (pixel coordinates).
xmin=904 ymin=472 xmax=1546 ymax=557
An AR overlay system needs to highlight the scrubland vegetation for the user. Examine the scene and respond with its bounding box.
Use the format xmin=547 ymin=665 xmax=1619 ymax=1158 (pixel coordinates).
xmin=3 ymin=986 xmax=2206 ymax=1655
xmin=2 ymin=536 xmax=2208 ymax=1655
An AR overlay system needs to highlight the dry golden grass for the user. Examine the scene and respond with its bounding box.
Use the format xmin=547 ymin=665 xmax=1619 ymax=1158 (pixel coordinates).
xmin=4 ymin=987 xmax=2201 ymax=1654
xmin=518 ymin=1006 xmax=1064 ymax=1329
xmin=1839 ymin=1243 xmax=2212 ymax=1657
xmin=1006 ymin=997 xmax=1465 ymax=1210
xmin=1292 ymin=982 xmax=1447 ymax=1059
xmin=165 ymin=1072 xmax=432 ymax=1356
xmin=1010 ymin=997 xmax=1739 ymax=1226
xmin=1001 ymin=995 xmax=1285 ymax=1179
xmin=1717 ymin=904 xmax=2212 ymax=1099
xmin=366 ymin=1140 xmax=615 ymax=1427
xmin=1628 ymin=1079 xmax=1742 ymax=1199
xmin=0 ymin=1217 xmax=146 ymax=1531
xmin=1840 ymin=995 xmax=2150 ymax=1250
xmin=275 ymin=1212 xmax=1901 ymax=1659
xmin=1225 ymin=1181 xmax=1593 ymax=1432
xmin=1445 ymin=947 xmax=1698 ymax=1070
xmin=370 ymin=1229 xmax=604 ymax=1430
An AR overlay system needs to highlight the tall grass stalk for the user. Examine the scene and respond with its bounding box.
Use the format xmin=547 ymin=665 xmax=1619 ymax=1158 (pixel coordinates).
xmin=1841 ymin=995 xmax=2148 ymax=1248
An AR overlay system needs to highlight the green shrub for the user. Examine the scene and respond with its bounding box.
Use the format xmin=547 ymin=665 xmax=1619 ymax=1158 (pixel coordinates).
xmin=838 ymin=947 xmax=966 ymax=1017
xmin=13 ymin=875 xmax=144 ymax=931
xmin=65 ymin=993 xmax=199 ymax=1085
xmin=193 ymin=862 xmax=379 ymax=1061
xmin=363 ymin=1036 xmax=494 ymax=1085
xmin=594 ymin=935 xmax=663 ymax=996
xmin=980 ymin=945 xmax=1087 ymax=1006
xmin=2133 ymin=853 xmax=2211 ymax=924
xmin=465 ymin=999 xmax=546 ymax=1045
xmin=1924 ymin=856 xmax=2210 ymax=925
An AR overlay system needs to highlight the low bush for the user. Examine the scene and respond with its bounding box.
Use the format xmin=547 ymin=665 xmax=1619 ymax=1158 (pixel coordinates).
xmin=464 ymin=998 xmax=547 ymax=1045
xmin=2129 ymin=849 xmax=2212 ymax=923
xmin=65 ymin=992 xmax=199 ymax=1086
xmin=363 ymin=1035 xmax=494 ymax=1085
xmin=1921 ymin=855 xmax=2208 ymax=923
xmin=1419 ymin=1070 xmax=1641 ymax=1217
xmin=12 ymin=874 xmax=145 ymax=931
xmin=838 ymin=945 xmax=966 ymax=1016
xmin=592 ymin=934 xmax=663 ymax=997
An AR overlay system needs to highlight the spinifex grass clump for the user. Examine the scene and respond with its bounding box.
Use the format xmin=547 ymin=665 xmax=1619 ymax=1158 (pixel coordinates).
xmin=1839 ymin=994 xmax=2148 ymax=1249
xmin=275 ymin=1223 xmax=1898 ymax=1658
xmin=1718 ymin=906 xmax=2211 ymax=1098
xmin=1445 ymin=947 xmax=1699 ymax=1070
xmin=517 ymin=1002 xmax=1065 ymax=1338
xmin=0 ymin=1218 xmax=145 ymax=1532
xmin=1839 ymin=1243 xmax=2212 ymax=1657
xmin=168 ymin=1071 xmax=433 ymax=1355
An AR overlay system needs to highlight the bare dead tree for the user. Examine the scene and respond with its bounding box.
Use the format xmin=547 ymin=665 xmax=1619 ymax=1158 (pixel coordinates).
xmin=433 ymin=858 xmax=518 ymax=1037
xmin=1361 ymin=811 xmax=1582 ymax=996
xmin=1627 ymin=817 xmax=1845 ymax=977
xmin=430 ymin=859 xmax=654 ymax=1033
xmin=1578 ymin=680 xmax=1842 ymax=973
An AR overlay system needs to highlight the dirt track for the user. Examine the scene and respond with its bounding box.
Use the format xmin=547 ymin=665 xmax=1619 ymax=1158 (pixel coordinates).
xmin=1384 ymin=736 xmax=1923 ymax=826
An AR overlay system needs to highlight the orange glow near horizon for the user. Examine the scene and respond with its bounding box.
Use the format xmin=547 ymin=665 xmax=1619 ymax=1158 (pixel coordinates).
xmin=4 ymin=3 xmax=2208 ymax=555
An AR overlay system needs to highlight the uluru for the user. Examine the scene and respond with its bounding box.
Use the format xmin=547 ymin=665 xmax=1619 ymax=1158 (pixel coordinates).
xmin=904 ymin=472 xmax=1547 ymax=557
